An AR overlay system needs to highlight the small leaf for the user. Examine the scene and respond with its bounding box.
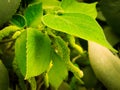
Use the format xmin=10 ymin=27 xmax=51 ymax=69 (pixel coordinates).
xmin=54 ymin=36 xmax=83 ymax=82
xmin=54 ymin=36 xmax=70 ymax=63
xmin=61 ymin=0 xmax=97 ymax=18
xmin=42 ymin=13 xmax=116 ymax=52
xmin=15 ymin=28 xmax=51 ymax=79
xmin=48 ymin=51 xmax=68 ymax=89
xmin=10 ymin=14 xmax=26 ymax=28
xmin=24 ymin=2 xmax=43 ymax=27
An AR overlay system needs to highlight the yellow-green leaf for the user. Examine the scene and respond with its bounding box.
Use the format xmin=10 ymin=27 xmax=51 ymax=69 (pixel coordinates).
xmin=61 ymin=0 xmax=97 ymax=18
xmin=15 ymin=28 xmax=51 ymax=79
xmin=48 ymin=51 xmax=68 ymax=89
xmin=42 ymin=13 xmax=116 ymax=52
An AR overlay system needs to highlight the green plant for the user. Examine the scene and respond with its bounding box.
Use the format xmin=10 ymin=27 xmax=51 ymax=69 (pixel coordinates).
xmin=0 ymin=0 xmax=120 ymax=90
xmin=0 ymin=0 xmax=21 ymax=26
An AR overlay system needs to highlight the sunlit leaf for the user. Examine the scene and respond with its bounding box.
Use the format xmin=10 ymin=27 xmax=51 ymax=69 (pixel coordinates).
xmin=26 ymin=28 xmax=51 ymax=79
xmin=42 ymin=13 xmax=116 ymax=52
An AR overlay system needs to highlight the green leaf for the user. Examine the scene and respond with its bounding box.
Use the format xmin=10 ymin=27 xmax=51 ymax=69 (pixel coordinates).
xmin=41 ymin=0 xmax=60 ymax=9
xmin=48 ymin=51 xmax=68 ymax=89
xmin=24 ymin=2 xmax=43 ymax=27
xmin=15 ymin=31 xmax=27 ymax=76
xmin=10 ymin=14 xmax=26 ymax=28
xmin=42 ymin=13 xmax=116 ymax=52
xmin=15 ymin=28 xmax=51 ymax=79
xmin=26 ymin=28 xmax=51 ymax=79
xmin=61 ymin=0 xmax=97 ymax=18
xmin=54 ymin=36 xmax=70 ymax=63
xmin=54 ymin=36 xmax=84 ymax=81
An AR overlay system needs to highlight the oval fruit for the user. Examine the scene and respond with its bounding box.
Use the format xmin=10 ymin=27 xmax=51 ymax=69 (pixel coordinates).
xmin=88 ymin=41 xmax=120 ymax=90
xmin=0 ymin=0 xmax=21 ymax=26
xmin=0 ymin=60 xmax=9 ymax=90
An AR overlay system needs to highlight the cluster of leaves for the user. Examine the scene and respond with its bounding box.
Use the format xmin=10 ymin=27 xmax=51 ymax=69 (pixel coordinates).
xmin=0 ymin=0 xmax=120 ymax=90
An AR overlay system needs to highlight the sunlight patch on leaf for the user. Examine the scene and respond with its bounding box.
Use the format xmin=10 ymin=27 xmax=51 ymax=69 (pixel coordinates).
xmin=15 ymin=31 xmax=27 ymax=76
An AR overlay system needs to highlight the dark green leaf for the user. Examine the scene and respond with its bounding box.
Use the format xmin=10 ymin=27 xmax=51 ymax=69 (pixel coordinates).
xmin=24 ymin=2 xmax=43 ymax=27
xmin=54 ymin=36 xmax=83 ymax=82
xmin=10 ymin=14 xmax=26 ymax=28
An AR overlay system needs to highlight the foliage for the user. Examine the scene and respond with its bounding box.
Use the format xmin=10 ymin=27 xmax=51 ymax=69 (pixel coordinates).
xmin=0 ymin=0 xmax=120 ymax=90
xmin=0 ymin=0 xmax=21 ymax=26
